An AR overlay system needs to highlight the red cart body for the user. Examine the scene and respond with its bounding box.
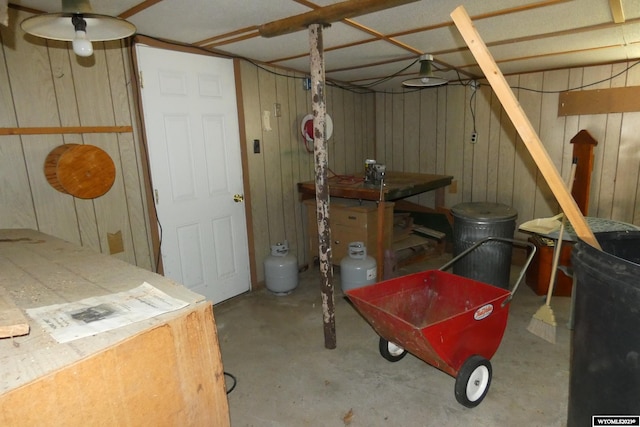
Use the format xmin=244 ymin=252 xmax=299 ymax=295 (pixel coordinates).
xmin=346 ymin=269 xmax=511 ymax=377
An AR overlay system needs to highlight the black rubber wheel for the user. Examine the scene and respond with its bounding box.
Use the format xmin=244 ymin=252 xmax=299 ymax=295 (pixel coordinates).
xmin=454 ymin=355 xmax=492 ymax=408
xmin=379 ymin=337 xmax=407 ymax=362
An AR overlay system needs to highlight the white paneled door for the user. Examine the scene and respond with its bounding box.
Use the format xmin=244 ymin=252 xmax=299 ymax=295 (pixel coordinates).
xmin=136 ymin=45 xmax=250 ymax=304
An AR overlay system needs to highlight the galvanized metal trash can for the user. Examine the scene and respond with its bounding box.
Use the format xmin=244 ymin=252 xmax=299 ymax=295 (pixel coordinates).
xmin=451 ymin=202 xmax=517 ymax=289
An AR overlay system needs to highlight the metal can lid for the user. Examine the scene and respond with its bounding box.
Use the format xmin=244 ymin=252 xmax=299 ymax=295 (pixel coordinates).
xmin=451 ymin=202 xmax=517 ymax=221
xmin=365 ymin=159 xmax=376 ymax=164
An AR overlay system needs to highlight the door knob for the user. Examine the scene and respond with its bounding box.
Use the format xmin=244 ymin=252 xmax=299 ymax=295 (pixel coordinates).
xmin=233 ymin=194 xmax=244 ymax=203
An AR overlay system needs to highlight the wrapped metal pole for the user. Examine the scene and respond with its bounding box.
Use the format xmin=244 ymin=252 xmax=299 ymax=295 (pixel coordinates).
xmin=309 ymin=23 xmax=336 ymax=349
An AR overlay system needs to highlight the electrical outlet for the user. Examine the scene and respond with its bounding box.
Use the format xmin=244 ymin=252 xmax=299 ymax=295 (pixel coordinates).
xmin=471 ymin=132 xmax=478 ymax=144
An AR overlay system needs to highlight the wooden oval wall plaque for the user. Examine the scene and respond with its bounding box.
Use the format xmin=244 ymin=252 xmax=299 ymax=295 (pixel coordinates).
xmin=44 ymin=144 xmax=116 ymax=199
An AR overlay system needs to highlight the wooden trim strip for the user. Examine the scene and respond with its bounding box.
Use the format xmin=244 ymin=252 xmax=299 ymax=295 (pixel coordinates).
xmin=119 ymin=0 xmax=164 ymax=20
xmin=0 ymin=126 xmax=133 ymax=136
xmin=559 ymin=86 xmax=640 ymax=116
xmin=609 ymin=0 xmax=625 ymax=23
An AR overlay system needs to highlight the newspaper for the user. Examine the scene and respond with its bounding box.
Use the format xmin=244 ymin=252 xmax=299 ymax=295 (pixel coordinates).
xmin=26 ymin=282 xmax=189 ymax=343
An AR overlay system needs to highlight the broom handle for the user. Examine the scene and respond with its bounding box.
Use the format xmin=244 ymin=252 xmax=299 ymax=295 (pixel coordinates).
xmin=545 ymin=161 xmax=577 ymax=306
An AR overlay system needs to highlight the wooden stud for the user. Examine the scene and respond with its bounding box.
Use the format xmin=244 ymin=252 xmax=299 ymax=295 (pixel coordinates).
xmin=450 ymin=5 xmax=601 ymax=249
xmin=609 ymin=0 xmax=625 ymax=23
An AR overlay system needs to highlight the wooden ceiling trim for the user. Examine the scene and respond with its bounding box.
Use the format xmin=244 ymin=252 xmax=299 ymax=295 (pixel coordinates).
xmin=455 ymin=43 xmax=628 ymax=73
xmin=609 ymin=0 xmax=625 ymax=24
xmin=7 ymin=3 xmax=43 ymax=14
xmin=343 ymin=18 xmax=422 ymax=55
xmin=119 ymin=0 xmax=163 ymax=19
xmin=386 ymin=0 xmax=571 ymax=39
xmin=258 ymin=0 xmax=420 ymax=38
xmin=193 ymin=25 xmax=260 ymax=46
xmin=419 ymin=16 xmax=640 ymax=65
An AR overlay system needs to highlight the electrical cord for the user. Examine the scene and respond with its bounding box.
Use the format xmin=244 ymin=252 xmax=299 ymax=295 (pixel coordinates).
xmin=224 ymin=372 xmax=237 ymax=394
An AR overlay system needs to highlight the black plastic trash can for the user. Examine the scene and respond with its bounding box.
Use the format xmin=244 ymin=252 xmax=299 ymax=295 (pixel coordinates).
xmin=569 ymin=231 xmax=640 ymax=427
xmin=451 ymin=202 xmax=517 ymax=289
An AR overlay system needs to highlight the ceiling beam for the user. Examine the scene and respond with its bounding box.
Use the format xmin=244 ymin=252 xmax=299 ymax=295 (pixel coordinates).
xmin=609 ymin=0 xmax=625 ymax=23
xmin=258 ymin=0 xmax=419 ymax=38
xmin=119 ymin=0 xmax=163 ymax=20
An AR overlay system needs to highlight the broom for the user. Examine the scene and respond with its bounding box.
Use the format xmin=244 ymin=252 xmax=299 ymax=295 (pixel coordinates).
xmin=527 ymin=160 xmax=577 ymax=343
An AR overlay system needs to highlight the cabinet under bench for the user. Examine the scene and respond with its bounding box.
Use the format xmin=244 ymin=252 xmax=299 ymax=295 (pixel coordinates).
xmin=304 ymin=198 xmax=394 ymax=264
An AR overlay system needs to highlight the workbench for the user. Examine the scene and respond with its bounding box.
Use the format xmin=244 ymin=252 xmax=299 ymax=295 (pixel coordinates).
xmin=0 ymin=229 xmax=230 ymax=426
xmin=297 ymin=171 xmax=453 ymax=204
xmin=298 ymin=172 xmax=453 ymax=274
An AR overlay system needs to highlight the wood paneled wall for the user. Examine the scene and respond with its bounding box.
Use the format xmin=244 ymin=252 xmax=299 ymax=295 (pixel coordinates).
xmin=0 ymin=9 xmax=152 ymax=269
xmin=238 ymin=60 xmax=376 ymax=282
xmin=375 ymin=62 xmax=640 ymax=237
xmin=3 ymin=7 xmax=638 ymax=289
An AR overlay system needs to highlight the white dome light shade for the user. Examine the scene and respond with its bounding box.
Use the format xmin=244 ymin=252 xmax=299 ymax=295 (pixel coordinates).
xmin=402 ymin=54 xmax=448 ymax=88
xmin=21 ymin=13 xmax=136 ymax=42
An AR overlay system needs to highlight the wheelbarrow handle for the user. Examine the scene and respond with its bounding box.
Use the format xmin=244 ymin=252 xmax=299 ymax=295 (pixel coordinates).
xmin=438 ymin=237 xmax=537 ymax=306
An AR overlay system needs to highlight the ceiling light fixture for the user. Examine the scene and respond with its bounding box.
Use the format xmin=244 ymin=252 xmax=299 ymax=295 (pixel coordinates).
xmin=20 ymin=1 xmax=136 ymax=57
xmin=402 ymin=54 xmax=448 ymax=88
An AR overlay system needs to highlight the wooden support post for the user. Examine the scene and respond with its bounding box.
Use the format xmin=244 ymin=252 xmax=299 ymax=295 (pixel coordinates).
xmin=309 ymin=24 xmax=336 ymax=350
xmin=450 ymin=5 xmax=601 ymax=250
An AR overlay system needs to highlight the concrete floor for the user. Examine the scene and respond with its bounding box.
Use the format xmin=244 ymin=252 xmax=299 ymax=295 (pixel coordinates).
xmin=215 ymin=254 xmax=572 ymax=426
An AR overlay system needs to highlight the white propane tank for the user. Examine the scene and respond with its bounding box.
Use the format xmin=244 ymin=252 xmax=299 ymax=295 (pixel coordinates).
xmin=340 ymin=242 xmax=377 ymax=292
xmin=264 ymin=241 xmax=298 ymax=295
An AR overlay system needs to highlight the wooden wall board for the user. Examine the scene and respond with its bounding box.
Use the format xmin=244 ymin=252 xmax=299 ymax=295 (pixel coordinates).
xmin=293 ymin=72 xmax=312 ymax=266
xmin=470 ymin=85 xmax=492 ymax=202
xmin=0 ymin=285 xmax=29 ymax=338
xmin=417 ymin=88 xmax=438 ymax=208
xmin=403 ymin=91 xmax=421 ymax=175
xmin=330 ymin=83 xmax=346 ymax=174
xmin=239 ymin=61 xmax=269 ymax=283
xmin=532 ymin=70 xmax=563 ymax=220
xmin=353 ymin=92 xmax=364 ymax=173
xmin=596 ymin=63 xmax=626 ymax=219
xmin=344 ymin=89 xmax=358 ymax=173
xmin=0 ymin=32 xmax=36 ymax=228
xmin=0 ymin=9 xmax=151 ymax=272
xmin=391 ymin=92 xmax=404 ymax=170
xmin=578 ymin=64 xmax=614 ymax=217
xmin=445 ymin=85 xmax=465 ymax=208
xmin=558 ymin=85 xmax=640 ymax=116
xmin=486 ymin=86 xmax=503 ymax=203
xmin=277 ymin=71 xmax=297 ymax=254
xmin=461 ymin=85 xmax=474 ymax=202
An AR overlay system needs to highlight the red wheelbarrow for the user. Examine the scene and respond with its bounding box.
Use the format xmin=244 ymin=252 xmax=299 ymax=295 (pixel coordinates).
xmin=345 ymin=237 xmax=536 ymax=407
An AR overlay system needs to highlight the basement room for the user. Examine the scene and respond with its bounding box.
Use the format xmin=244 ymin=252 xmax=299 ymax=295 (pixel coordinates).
xmin=1 ymin=0 xmax=639 ymax=426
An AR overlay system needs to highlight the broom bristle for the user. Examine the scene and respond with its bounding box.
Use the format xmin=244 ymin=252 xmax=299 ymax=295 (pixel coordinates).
xmin=527 ymin=305 xmax=557 ymax=344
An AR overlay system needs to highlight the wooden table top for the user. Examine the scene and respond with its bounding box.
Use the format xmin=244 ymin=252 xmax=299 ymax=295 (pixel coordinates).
xmin=297 ymin=171 xmax=453 ymax=201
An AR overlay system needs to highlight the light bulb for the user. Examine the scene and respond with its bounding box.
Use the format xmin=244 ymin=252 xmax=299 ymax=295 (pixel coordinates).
xmin=73 ymin=30 xmax=93 ymax=57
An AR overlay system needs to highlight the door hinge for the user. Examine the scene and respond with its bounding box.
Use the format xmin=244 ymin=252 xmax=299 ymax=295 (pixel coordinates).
xmin=154 ymin=189 xmax=159 ymax=204
xmin=139 ymin=71 xmax=144 ymax=89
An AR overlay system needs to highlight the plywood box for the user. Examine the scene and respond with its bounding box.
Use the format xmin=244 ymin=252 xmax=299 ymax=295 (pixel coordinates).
xmin=0 ymin=229 xmax=230 ymax=426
